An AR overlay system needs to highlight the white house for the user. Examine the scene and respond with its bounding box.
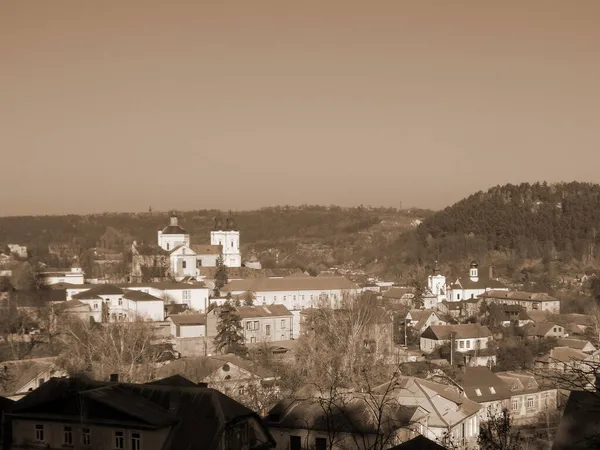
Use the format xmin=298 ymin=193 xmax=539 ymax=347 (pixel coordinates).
xmin=420 ymin=324 xmax=493 ymax=355
xmin=168 ymin=244 xmax=198 ymax=279
xmin=478 ymin=290 xmax=560 ymax=313
xmin=405 ymin=310 xmax=447 ymax=334
xmin=222 ymin=275 xmax=360 ymax=338
xmin=37 ymin=264 xmax=85 ymax=285
xmin=446 ymin=262 xmax=508 ymax=302
xmin=123 ymin=282 xmax=210 ymax=312
xmin=71 ymin=284 xmax=165 ymax=322
xmin=167 ymin=313 xmax=206 ymax=338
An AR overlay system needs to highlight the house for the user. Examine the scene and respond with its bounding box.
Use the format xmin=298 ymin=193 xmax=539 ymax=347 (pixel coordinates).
xmin=461 ymin=367 xmax=511 ymax=422
xmin=375 ymin=376 xmax=481 ymax=448
xmin=206 ymin=304 xmax=294 ymax=345
xmin=556 ymin=338 xmax=596 ymax=353
xmin=0 ymin=357 xmax=67 ymax=401
xmin=36 ymin=263 xmax=84 ymax=285
xmin=478 ymin=290 xmax=560 ymax=313
xmin=7 ymin=244 xmax=27 ymax=259
xmin=122 ymin=282 xmax=210 ymax=312
xmin=405 ymin=310 xmax=447 ymax=334
xmin=52 ymin=299 xmax=103 ymax=323
xmin=382 ymin=287 xmax=415 ymax=306
xmin=167 ymin=313 xmax=206 ymax=338
xmin=552 ymin=390 xmax=600 ymax=450
xmin=484 ymin=303 xmax=531 ymax=327
xmin=561 ymin=313 xmax=592 ymax=335
xmin=495 ymin=371 xmax=558 ymax=424
xmin=535 ymin=347 xmax=589 ymax=372
xmin=264 ymin=393 xmax=427 ymax=450
xmin=5 ymin=374 xmax=275 ymax=450
xmin=446 ymin=263 xmax=507 ymax=302
xmin=71 ymin=284 xmax=165 ymax=322
xmin=420 ymin=324 xmax=493 ymax=355
xmin=524 ymin=322 xmax=566 ymax=339
xmin=155 ymin=355 xmax=279 ymax=413
xmin=437 ymin=298 xmax=481 ymax=319
xmin=222 ymin=276 xmax=360 ymax=338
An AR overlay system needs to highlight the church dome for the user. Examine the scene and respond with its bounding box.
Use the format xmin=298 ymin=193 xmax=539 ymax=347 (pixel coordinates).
xmin=162 ymin=215 xmax=188 ymax=235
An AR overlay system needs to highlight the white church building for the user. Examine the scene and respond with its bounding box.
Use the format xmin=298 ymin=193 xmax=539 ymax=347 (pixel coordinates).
xmin=155 ymin=215 xmax=242 ymax=279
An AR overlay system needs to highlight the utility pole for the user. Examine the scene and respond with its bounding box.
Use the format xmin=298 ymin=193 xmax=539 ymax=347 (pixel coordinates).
xmin=450 ymin=332 xmax=456 ymax=367
xmin=404 ymin=319 xmax=408 ymax=347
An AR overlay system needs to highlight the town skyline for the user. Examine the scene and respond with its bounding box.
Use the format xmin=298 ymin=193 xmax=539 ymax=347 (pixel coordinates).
xmin=2 ymin=0 xmax=600 ymax=216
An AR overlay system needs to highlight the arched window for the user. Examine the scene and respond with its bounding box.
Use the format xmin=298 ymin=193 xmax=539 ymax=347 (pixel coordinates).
xmin=166 ymin=243 xmax=170 ymax=250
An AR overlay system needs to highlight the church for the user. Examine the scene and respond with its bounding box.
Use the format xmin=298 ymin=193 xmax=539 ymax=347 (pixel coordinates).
xmin=131 ymin=214 xmax=242 ymax=282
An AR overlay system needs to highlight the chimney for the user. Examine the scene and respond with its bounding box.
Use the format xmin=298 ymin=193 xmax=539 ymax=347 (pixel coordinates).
xmin=170 ymin=215 xmax=178 ymax=227
xmin=109 ymin=373 xmax=119 ymax=382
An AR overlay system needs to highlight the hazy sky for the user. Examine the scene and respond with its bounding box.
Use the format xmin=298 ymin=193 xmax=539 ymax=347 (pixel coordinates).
xmin=2 ymin=0 xmax=600 ymax=216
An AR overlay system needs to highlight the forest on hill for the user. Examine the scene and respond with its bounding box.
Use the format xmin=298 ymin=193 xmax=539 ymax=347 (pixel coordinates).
xmin=386 ymin=182 xmax=600 ymax=280
xmin=0 ymin=206 xmax=433 ymax=275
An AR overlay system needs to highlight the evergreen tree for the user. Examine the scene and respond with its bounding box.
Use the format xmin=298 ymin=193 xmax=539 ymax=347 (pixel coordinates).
xmin=213 ymin=301 xmax=247 ymax=356
xmin=213 ymin=255 xmax=229 ymax=297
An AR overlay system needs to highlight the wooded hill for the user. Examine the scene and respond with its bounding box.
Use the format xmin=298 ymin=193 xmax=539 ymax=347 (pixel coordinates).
xmin=387 ymin=182 xmax=600 ymax=277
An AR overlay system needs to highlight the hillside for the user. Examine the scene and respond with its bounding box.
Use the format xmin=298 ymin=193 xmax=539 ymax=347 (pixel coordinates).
xmin=0 ymin=206 xmax=433 ymax=276
xmin=387 ymin=182 xmax=600 ymax=278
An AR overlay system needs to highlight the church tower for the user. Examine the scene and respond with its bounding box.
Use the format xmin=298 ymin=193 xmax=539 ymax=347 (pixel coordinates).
xmin=210 ymin=215 xmax=241 ymax=268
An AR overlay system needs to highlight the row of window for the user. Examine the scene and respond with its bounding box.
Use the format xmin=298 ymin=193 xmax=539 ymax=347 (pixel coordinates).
xmin=34 ymin=424 xmax=141 ymax=449
xmin=244 ymin=320 xmax=287 ymax=331
xmin=257 ymin=293 xmax=339 ymax=303
xmin=512 ymin=396 xmax=537 ymax=412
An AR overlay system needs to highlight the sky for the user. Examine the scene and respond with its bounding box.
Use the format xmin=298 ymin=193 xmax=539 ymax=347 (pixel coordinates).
xmin=1 ymin=0 xmax=600 ymax=216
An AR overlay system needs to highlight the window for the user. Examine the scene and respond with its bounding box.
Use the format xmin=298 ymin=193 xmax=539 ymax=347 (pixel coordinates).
xmin=281 ymin=334 xmax=285 ymax=340
xmin=250 ymin=337 xmax=256 ymax=343
xmin=315 ymin=437 xmax=327 ymax=450
xmin=457 ymin=293 xmax=461 ymax=300
xmin=290 ymin=436 xmax=302 ymax=450
xmin=489 ymin=387 xmax=496 ymax=394
xmin=281 ymin=319 xmax=286 ymax=329
xmin=131 ymin=431 xmax=141 ymax=450
xmin=466 ymin=340 xmax=471 ymax=349
xmin=283 ymin=296 xmax=286 ymax=302
xmin=82 ymin=428 xmax=91 ymax=446
xmin=38 ymin=378 xmax=44 ymax=387
xmin=512 ymin=398 xmax=519 ymax=411
xmin=93 ymin=303 xmax=98 ymax=309
xmin=293 ymin=295 xmax=296 ymax=301
xmin=459 ymin=340 xmax=464 ymax=349
xmin=238 ymin=386 xmax=245 ymax=395
xmin=166 ymin=243 xmax=170 ymax=250
xmin=246 ymin=321 xmax=251 ymax=330
xmin=527 ymin=397 xmax=535 ymax=409
xmin=115 ymin=431 xmax=125 ymax=449
xmin=182 ymin=261 xmax=187 ymax=269
xmin=64 ymin=426 xmax=73 ymax=445
xmin=266 ymin=325 xmax=271 ymax=336
xmin=231 ymin=241 xmax=234 ymax=248
xmin=532 ymin=302 xmax=539 ymax=310
xmin=182 ymin=290 xmax=190 ymax=300
xmin=253 ymin=321 xmax=259 ymax=330
xmin=118 ymin=298 xmax=123 ymax=306
xmin=273 ymin=296 xmax=277 ymax=302
xmin=34 ymin=424 xmax=44 ymax=442
xmin=301 ymin=295 xmax=305 ymax=301
xmin=475 ymin=388 xmax=482 ymax=396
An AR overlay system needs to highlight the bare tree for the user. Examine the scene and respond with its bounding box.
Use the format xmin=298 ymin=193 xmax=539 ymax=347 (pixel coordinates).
xmin=478 ymin=407 xmax=523 ymax=450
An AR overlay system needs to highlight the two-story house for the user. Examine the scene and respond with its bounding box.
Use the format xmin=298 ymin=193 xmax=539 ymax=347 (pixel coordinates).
xmin=5 ymin=374 xmax=275 ymax=449
xmin=495 ymin=371 xmax=558 ymax=424
xmin=167 ymin=313 xmax=206 ymax=338
xmin=405 ymin=310 xmax=447 ymax=334
xmin=478 ymin=290 xmax=560 ymax=313
xmin=420 ymin=324 xmax=493 ymax=354
xmin=524 ymin=322 xmax=566 ymax=339
xmin=0 ymin=358 xmax=67 ymax=401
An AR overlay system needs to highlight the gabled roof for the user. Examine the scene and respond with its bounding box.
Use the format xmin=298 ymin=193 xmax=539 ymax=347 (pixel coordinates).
xmin=191 ymin=244 xmax=222 ymax=255
xmin=168 ymin=314 xmax=206 ymax=326
xmin=557 ymin=339 xmax=596 ymax=352
xmin=0 ymin=358 xmax=58 ymax=397
xmin=156 ymin=355 xmax=274 ymax=381
xmin=495 ymin=371 xmax=540 ymax=394
xmin=72 ymin=284 xmax=124 ymax=299
xmin=9 ymin=376 xmax=274 ymax=450
xmin=525 ymin=322 xmax=562 ymax=337
xmin=122 ymin=289 xmax=163 ymax=302
xmin=223 ymin=276 xmax=358 ymax=293
xmin=537 ymin=347 xmax=588 ymax=364
xmin=383 ymin=287 xmax=414 ymax=299
xmin=236 ymin=304 xmax=292 ymax=318
xmin=479 ymin=290 xmax=558 ymax=302
xmin=461 ymin=367 xmax=511 ymax=403
xmin=561 ymin=313 xmax=592 ymax=327
xmin=389 ymin=435 xmax=447 ymax=450
xmin=52 ymin=299 xmax=90 ymax=312
xmin=421 ymin=324 xmax=492 ymax=340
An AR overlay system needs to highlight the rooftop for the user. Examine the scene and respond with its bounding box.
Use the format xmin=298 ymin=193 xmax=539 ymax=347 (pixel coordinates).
xmin=421 ymin=324 xmax=492 ymax=340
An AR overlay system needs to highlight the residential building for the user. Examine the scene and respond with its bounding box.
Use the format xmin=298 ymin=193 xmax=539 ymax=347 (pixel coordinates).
xmin=556 ymin=338 xmax=596 ymax=353
xmin=420 ymin=324 xmax=493 ymax=355
xmin=496 ymin=371 xmax=558 ymax=424
xmin=52 ymin=299 xmax=103 ymax=323
xmin=36 ymin=263 xmax=84 ymax=285
xmin=72 ymin=284 xmax=165 ymax=322
xmin=485 ymin=303 xmax=531 ymax=328
xmin=437 ymin=298 xmax=481 ymax=319
xmin=264 ymin=393 xmax=427 ymax=450
xmin=167 ymin=313 xmax=206 ymax=338
xmin=389 ymin=435 xmax=448 ymax=450
xmin=122 ymin=282 xmax=210 ymax=311
xmin=535 ymin=347 xmax=589 ymax=372
xmin=0 ymin=358 xmax=67 ymax=401
xmin=382 ymin=287 xmax=415 ymax=306
xmin=405 ymin=310 xmax=447 ymax=334
xmin=478 ymin=290 xmax=560 ymax=313
xmin=461 ymin=367 xmax=511 ymax=422
xmin=375 ymin=376 xmax=481 ymax=448
xmin=5 ymin=374 xmax=275 ymax=450
xmin=524 ymin=322 xmax=566 ymax=339
xmin=446 ymin=263 xmax=507 ymax=302
xmin=560 ymin=313 xmax=591 ymax=335
xmin=206 ymin=304 xmax=293 ymax=344
xmin=222 ymin=275 xmax=360 ymax=338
